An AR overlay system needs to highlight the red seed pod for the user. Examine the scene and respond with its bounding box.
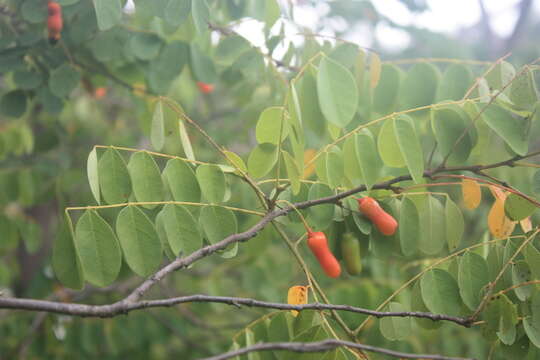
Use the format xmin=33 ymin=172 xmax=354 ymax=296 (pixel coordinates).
xmin=307 ymin=231 xmax=341 ymax=278
xmin=197 ymin=82 xmax=215 ymax=94
xmin=47 ymin=1 xmax=63 ymax=44
xmin=357 ymin=197 xmax=398 ymax=236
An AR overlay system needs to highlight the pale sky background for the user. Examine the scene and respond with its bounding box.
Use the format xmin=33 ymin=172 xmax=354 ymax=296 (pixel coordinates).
xmin=232 ymin=0 xmax=539 ymax=54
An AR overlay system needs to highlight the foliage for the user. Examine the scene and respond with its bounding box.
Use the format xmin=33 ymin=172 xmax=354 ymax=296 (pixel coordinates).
xmin=1 ymin=1 xmax=540 ymax=359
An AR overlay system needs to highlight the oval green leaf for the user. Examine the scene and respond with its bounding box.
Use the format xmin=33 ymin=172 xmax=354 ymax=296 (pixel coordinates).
xmin=247 ymin=143 xmax=278 ymax=178
xmin=317 ymin=56 xmax=358 ymax=127
xmin=127 ymin=151 xmax=164 ymax=208
xmin=75 ymin=210 xmax=122 ymax=287
xmin=394 ymin=115 xmax=424 ymax=183
xmin=161 ymin=204 xmax=202 ymax=256
xmin=163 ymin=159 xmax=201 ymax=203
xmin=256 ymin=107 xmax=288 ymax=145
xmin=420 ymin=268 xmax=463 ymax=316
xmin=98 ymin=148 xmax=132 ymax=205
xmin=116 ymin=206 xmax=162 ymax=277
xmin=458 ymin=251 xmax=489 ymax=310
xmin=196 ymin=164 xmax=226 ymax=203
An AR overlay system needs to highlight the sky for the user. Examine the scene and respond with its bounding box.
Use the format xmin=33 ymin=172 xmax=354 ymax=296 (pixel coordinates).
xmin=233 ymin=0 xmax=538 ymax=53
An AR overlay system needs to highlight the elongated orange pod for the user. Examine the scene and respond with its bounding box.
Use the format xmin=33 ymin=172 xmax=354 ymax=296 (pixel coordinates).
xmin=307 ymin=231 xmax=341 ymax=278
xmin=357 ymin=197 xmax=398 ymax=236
xmin=47 ymin=1 xmax=63 ymax=44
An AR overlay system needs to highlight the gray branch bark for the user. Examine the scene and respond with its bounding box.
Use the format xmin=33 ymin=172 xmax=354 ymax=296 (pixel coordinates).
xmin=199 ymin=339 xmax=476 ymax=360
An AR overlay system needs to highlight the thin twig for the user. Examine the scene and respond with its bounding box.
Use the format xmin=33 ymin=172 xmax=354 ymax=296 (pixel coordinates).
xmin=199 ymin=339 xmax=475 ymax=360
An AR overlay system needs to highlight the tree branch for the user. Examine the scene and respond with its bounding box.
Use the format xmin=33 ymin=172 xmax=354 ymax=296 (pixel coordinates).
xmin=0 ymin=294 xmax=471 ymax=326
xmin=199 ymin=339 xmax=475 ymax=360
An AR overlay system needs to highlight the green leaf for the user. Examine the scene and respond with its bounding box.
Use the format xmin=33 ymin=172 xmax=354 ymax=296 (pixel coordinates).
xmin=93 ymin=0 xmax=122 ymax=31
xmin=373 ymin=64 xmax=401 ymax=114
xmin=256 ymin=107 xmax=288 ymax=144
xmin=307 ymin=184 xmax=334 ymax=230
xmin=317 ymin=56 xmax=358 ymax=127
xmin=52 ymin=219 xmax=84 ymax=290
xmin=343 ymin=135 xmax=363 ymax=185
xmin=512 ymin=260 xmax=533 ymax=301
xmin=411 ymin=281 xmax=441 ymax=330
xmin=161 ymin=204 xmax=202 ymax=256
xmin=485 ymin=294 xmax=518 ymax=345
xmin=98 ymin=148 xmax=132 ymax=205
xmin=378 ymin=118 xmax=405 ymax=168
xmin=437 ymin=64 xmax=473 ymax=101
xmin=504 ymin=193 xmax=536 ymax=221
xmin=0 ymin=90 xmax=27 ymax=118
xmin=400 ymin=63 xmax=440 ymax=110
xmin=420 ymin=268 xmax=463 ymax=316
xmin=190 ymin=44 xmax=217 ymax=84
xmin=164 ymin=0 xmax=191 ymax=27
xmin=355 ymin=129 xmax=380 ymax=189
xmin=199 ymin=205 xmax=238 ymax=258
xmin=248 ymin=143 xmax=278 ymax=178
xmin=155 ymin=211 xmax=175 ymax=260
xmin=510 ymin=66 xmax=538 ymax=110
xmin=224 ymin=150 xmax=248 ymax=174
xmin=283 ymin=151 xmax=301 ymax=195
xmin=523 ymin=290 xmax=540 ymax=348
xmin=21 ymin=0 xmax=47 ymax=23
xmin=149 ymin=41 xmax=189 ymax=94
xmin=485 ymin=61 xmax=515 ymax=90
xmin=399 ymin=196 xmax=419 ymax=257
xmin=163 ymin=159 xmax=201 ymax=203
xmin=151 ymin=101 xmax=165 ymax=151
xmin=116 ymin=206 xmax=162 ymax=277
xmin=445 ymin=197 xmax=464 ymax=251
xmin=216 ymin=36 xmax=251 ymax=66
xmin=191 ymin=0 xmax=210 ymax=34
xmin=264 ymin=0 xmax=280 ymax=28
xmin=13 ymin=69 xmax=43 ymax=90
xmin=127 ymin=151 xmax=164 ymax=208
xmin=483 ymin=104 xmax=528 ymax=156
xmin=458 ymin=251 xmax=489 ymax=310
xmin=300 ymin=71 xmax=326 ymax=137
xmin=129 ymin=33 xmax=162 ymax=61
xmin=394 ymin=115 xmax=424 ymax=183
xmin=417 ymin=195 xmax=446 ymax=255
xmin=380 ymin=302 xmax=411 ymax=341
xmin=431 ymin=105 xmax=473 ymax=163
xmin=75 ymin=210 xmax=122 ymax=287
xmin=196 ymin=164 xmax=226 ymax=203
xmin=87 ymin=148 xmax=100 ymax=205
xmin=533 ymin=170 xmax=540 ymax=196
xmin=325 ymin=146 xmax=343 ymax=189
xmin=179 ymin=120 xmax=195 ymax=162
xmin=524 ymin=243 xmax=540 ymax=279
xmin=49 ymin=64 xmax=81 ymax=98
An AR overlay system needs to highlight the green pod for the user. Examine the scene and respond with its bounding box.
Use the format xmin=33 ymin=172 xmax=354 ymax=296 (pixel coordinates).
xmin=341 ymin=232 xmax=362 ymax=275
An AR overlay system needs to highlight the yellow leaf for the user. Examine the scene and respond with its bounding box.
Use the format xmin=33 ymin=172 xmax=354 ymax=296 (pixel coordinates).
xmin=488 ymin=198 xmax=516 ymax=239
xmin=303 ymin=149 xmax=316 ymax=179
xmin=287 ymin=285 xmax=309 ymax=317
xmin=369 ymin=53 xmax=381 ymax=89
xmin=520 ymin=217 xmax=532 ymax=233
xmin=462 ymin=179 xmax=481 ymax=209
